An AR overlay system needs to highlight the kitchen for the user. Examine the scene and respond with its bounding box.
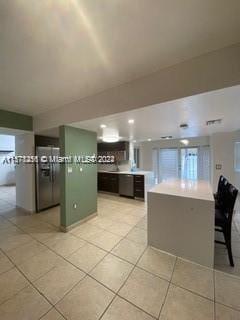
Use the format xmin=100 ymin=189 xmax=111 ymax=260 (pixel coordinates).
xmin=97 ymin=140 xmax=154 ymax=200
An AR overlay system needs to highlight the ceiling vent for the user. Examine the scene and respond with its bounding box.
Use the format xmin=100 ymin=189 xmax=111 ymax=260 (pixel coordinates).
xmin=179 ymin=123 xmax=188 ymax=129
xmin=206 ymin=119 xmax=222 ymax=126
xmin=161 ymin=135 xmax=173 ymax=139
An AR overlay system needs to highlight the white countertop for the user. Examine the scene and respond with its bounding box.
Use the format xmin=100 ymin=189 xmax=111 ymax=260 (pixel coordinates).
xmin=98 ymin=170 xmax=153 ymax=175
xmin=149 ymin=179 xmax=213 ymax=201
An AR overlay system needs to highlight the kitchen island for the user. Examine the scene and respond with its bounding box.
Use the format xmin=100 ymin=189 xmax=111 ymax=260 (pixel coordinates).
xmin=147 ymin=180 xmax=214 ymax=267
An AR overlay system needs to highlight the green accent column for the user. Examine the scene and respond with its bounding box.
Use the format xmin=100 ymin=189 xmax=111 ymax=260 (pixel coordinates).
xmin=0 ymin=109 xmax=33 ymax=131
xmin=60 ymin=126 xmax=97 ymax=228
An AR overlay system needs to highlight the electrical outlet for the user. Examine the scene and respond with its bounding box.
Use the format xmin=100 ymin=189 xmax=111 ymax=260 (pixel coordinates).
xmin=73 ymin=203 xmax=77 ymax=209
xmin=68 ymin=167 xmax=73 ymax=174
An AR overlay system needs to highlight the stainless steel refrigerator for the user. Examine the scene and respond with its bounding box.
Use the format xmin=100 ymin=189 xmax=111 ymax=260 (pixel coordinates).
xmin=36 ymin=146 xmax=60 ymax=212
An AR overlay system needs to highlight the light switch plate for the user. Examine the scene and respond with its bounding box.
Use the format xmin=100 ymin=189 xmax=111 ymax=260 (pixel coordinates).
xmin=68 ymin=167 xmax=73 ymax=173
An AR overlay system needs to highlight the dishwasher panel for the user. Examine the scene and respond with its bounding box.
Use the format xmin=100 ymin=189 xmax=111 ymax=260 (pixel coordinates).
xmin=119 ymin=174 xmax=134 ymax=197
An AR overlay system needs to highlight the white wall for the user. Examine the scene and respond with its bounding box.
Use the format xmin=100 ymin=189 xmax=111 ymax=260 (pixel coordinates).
xmin=15 ymin=133 xmax=35 ymax=212
xmin=0 ymin=135 xmax=15 ymax=186
xmin=210 ymin=132 xmax=234 ymax=191
xmin=139 ymin=136 xmax=210 ymax=171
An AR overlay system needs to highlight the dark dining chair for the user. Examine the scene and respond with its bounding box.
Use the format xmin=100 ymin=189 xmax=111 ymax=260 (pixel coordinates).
xmin=215 ymin=183 xmax=238 ymax=267
xmin=214 ymin=175 xmax=228 ymax=209
xmin=214 ymin=175 xmax=224 ymax=198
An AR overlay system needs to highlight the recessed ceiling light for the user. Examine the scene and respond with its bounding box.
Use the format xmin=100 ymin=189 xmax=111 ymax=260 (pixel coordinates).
xmin=133 ymin=140 xmax=136 ymax=143
xmin=128 ymin=119 xmax=134 ymax=124
xmin=180 ymin=139 xmax=189 ymax=146
xmin=100 ymin=124 xmax=106 ymax=128
xmin=147 ymin=138 xmax=152 ymax=142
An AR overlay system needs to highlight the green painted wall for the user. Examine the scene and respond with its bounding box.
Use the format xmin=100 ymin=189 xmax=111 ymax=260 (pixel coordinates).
xmin=60 ymin=126 xmax=97 ymax=228
xmin=0 ymin=109 xmax=33 ymax=131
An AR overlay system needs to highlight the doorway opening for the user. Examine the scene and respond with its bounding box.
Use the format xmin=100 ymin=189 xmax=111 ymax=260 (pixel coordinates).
xmin=0 ymin=134 xmax=16 ymax=212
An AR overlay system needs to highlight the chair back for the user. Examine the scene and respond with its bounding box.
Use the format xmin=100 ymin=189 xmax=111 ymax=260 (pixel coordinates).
xmin=216 ymin=175 xmax=224 ymax=194
xmin=217 ymin=179 xmax=229 ymax=209
xmin=217 ymin=176 xmax=228 ymax=198
xmin=222 ymin=184 xmax=238 ymax=226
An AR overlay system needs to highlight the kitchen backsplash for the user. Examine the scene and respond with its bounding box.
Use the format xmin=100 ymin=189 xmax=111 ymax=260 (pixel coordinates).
xmin=98 ymin=160 xmax=131 ymax=172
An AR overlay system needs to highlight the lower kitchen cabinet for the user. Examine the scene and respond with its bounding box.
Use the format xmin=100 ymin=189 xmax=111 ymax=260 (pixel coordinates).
xmin=134 ymin=175 xmax=145 ymax=198
xmin=98 ymin=172 xmax=119 ymax=193
xmin=109 ymin=174 xmax=119 ymax=193
xmin=98 ymin=172 xmax=145 ymax=199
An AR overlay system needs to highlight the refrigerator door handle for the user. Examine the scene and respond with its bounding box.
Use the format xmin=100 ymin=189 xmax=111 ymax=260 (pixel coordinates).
xmin=51 ymin=163 xmax=54 ymax=183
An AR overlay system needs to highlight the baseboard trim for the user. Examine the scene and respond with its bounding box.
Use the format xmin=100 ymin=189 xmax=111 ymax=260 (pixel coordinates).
xmin=16 ymin=205 xmax=35 ymax=215
xmin=60 ymin=212 xmax=98 ymax=232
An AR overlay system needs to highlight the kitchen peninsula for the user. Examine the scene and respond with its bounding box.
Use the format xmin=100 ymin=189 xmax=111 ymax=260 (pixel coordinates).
xmin=147 ymin=180 xmax=214 ymax=267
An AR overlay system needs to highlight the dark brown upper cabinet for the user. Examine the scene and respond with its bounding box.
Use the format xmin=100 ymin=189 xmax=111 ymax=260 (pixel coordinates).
xmin=97 ymin=141 xmax=129 ymax=161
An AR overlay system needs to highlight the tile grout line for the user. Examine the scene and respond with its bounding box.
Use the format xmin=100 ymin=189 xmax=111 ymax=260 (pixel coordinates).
xmin=0 ymin=247 xmax=69 ymax=320
xmin=157 ymin=255 xmax=177 ymax=319
xmin=98 ymin=241 xmax=154 ymax=320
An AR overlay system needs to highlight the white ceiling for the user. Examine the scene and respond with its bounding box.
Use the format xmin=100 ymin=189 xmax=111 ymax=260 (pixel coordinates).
xmin=1 ymin=0 xmax=240 ymax=115
xmin=71 ymin=85 xmax=240 ymax=141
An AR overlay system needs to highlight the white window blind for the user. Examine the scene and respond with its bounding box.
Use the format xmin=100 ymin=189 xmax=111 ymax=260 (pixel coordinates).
xmin=235 ymin=142 xmax=240 ymax=172
xmin=152 ymin=148 xmax=159 ymax=184
xmin=152 ymin=145 xmax=211 ymax=183
xmin=159 ymin=148 xmax=178 ymax=182
xmin=134 ymin=147 xmax=140 ymax=169
xmin=198 ymin=146 xmax=211 ymax=180
xmin=181 ymin=148 xmax=198 ymax=180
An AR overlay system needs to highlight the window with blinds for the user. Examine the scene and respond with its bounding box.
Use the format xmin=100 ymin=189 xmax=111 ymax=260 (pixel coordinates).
xmin=181 ymin=148 xmax=198 ymax=180
xmin=152 ymin=148 xmax=159 ymax=184
xmin=159 ymin=148 xmax=179 ymax=182
xmin=198 ymin=146 xmax=211 ymax=180
xmin=235 ymin=142 xmax=240 ymax=172
xmin=152 ymin=146 xmax=211 ymax=183
xmin=134 ymin=147 xmax=140 ymax=169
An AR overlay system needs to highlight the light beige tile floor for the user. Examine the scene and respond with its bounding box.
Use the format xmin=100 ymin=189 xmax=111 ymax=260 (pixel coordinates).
xmin=34 ymin=260 xmax=85 ymax=305
xmin=41 ymin=308 xmax=65 ymax=320
xmin=0 ymin=285 xmax=52 ymax=320
xmin=171 ymin=257 xmax=214 ymax=300
xmin=67 ymin=242 xmax=107 ymax=272
xmin=159 ymin=284 xmax=214 ymax=320
xmin=90 ymin=253 xmax=133 ymax=292
xmin=137 ymin=246 xmax=176 ymax=281
xmin=119 ymin=267 xmax=169 ymax=317
xmin=1 ymin=187 xmax=240 ymax=319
